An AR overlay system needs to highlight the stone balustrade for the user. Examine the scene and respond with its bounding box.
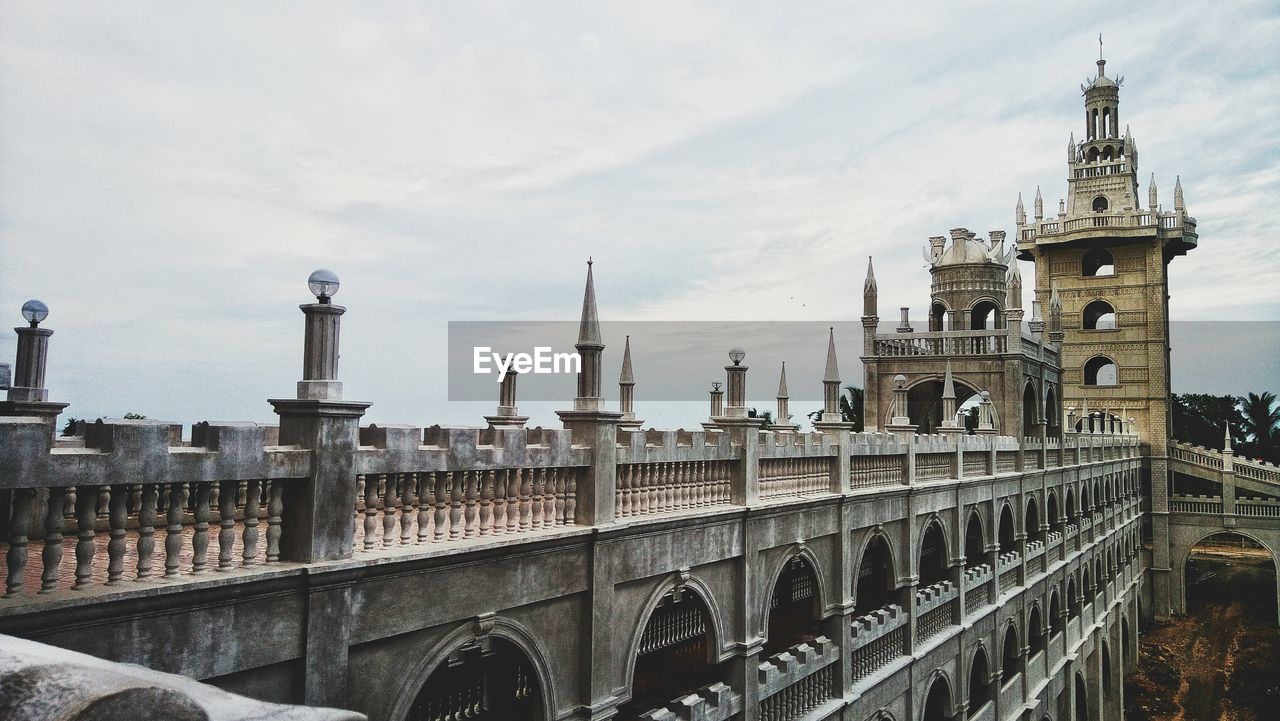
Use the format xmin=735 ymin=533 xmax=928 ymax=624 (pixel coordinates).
xmin=757 ymin=635 xmax=839 ymax=703
xmin=850 ymin=604 xmax=907 ymax=682
xmin=758 ymin=456 xmax=834 ymax=499
xmin=1169 ymin=494 xmax=1224 ymax=515
xmin=636 ymin=682 xmax=742 ymax=721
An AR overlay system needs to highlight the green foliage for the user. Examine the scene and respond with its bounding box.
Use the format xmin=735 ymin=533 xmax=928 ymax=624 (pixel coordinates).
xmin=122 ymin=412 xmax=147 ymax=419
xmin=1238 ymin=391 xmax=1279 ymax=464
xmin=747 ymin=408 xmax=775 ymax=425
xmin=61 ymin=417 xmax=79 ymax=437
xmin=1172 ymin=393 xmax=1244 ymax=451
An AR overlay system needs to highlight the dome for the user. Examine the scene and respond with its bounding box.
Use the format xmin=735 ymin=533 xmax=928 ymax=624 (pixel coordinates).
xmin=935 ymin=236 xmax=995 ymax=266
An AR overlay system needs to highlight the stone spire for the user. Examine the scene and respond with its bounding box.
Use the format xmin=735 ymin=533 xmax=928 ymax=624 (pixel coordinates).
xmin=1047 ymin=284 xmax=1064 ymax=344
xmin=776 ymin=361 xmax=789 ymax=397
xmin=772 ymin=362 xmax=793 ymax=431
xmin=1068 ymin=132 xmax=1077 ymax=163
xmin=1016 ymin=192 xmax=1026 ymax=225
xmin=817 ymin=328 xmax=845 ymax=425
xmin=573 ymin=258 xmax=604 ymax=411
xmin=823 ymin=327 xmax=840 ymax=383
xmin=862 ymin=256 xmax=878 ymax=317
xmin=618 ymin=335 xmax=641 ymax=429
xmin=1174 ymin=175 xmax=1185 ymax=211
xmin=1224 ymin=423 xmax=1233 ymax=453
xmin=1006 ymin=258 xmax=1022 ymax=310
xmin=1148 ymin=174 xmax=1158 ymax=211
xmin=1034 ymin=186 xmax=1044 ymax=220
xmin=939 ymin=360 xmax=961 ymax=434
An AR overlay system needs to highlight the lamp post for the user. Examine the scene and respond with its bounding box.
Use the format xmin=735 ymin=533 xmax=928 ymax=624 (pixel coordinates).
xmin=1 ymin=300 xmax=69 ymax=436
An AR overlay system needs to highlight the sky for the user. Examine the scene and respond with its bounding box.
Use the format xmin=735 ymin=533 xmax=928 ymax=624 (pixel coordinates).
xmin=1 ymin=2 xmax=1277 ymax=431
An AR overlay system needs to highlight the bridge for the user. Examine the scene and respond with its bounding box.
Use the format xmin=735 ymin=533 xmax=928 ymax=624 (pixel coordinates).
xmin=1165 ymin=438 xmax=1280 ymax=625
xmin=0 ymin=269 xmax=1145 ymax=721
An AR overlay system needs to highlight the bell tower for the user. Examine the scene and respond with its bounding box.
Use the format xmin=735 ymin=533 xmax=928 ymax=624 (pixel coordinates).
xmin=1015 ymin=48 xmax=1198 ymax=621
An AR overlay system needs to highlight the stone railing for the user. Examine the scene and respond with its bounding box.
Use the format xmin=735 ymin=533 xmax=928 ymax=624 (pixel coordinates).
xmin=616 ymin=461 xmax=733 ymax=518
xmin=914 ymin=580 xmax=957 ymax=644
xmin=758 ymin=456 xmax=833 ymax=499
xmin=1237 ymin=498 xmax=1280 ymax=518
xmin=848 ymin=453 xmax=904 ymax=489
xmin=996 ymin=551 xmax=1020 ymax=593
xmin=850 ymin=604 xmax=907 ymax=682
xmin=636 ymin=682 xmax=742 ymax=721
xmin=963 ymin=563 xmax=992 ymax=617
xmin=1018 ymin=208 xmax=1194 ymax=241
xmin=873 ymin=330 xmax=1007 ymax=357
xmin=757 ymin=636 xmax=839 ymax=721
xmin=1170 ymin=494 xmax=1223 ymax=515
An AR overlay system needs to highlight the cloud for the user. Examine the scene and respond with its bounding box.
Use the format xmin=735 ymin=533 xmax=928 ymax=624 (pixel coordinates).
xmin=0 ymin=1 xmax=1276 ymax=429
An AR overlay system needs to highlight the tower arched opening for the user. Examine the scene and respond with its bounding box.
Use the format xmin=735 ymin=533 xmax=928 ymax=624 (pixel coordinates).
xmin=907 ymin=377 xmax=979 ymax=435
xmin=930 ymin=301 xmax=951 ymax=331
xmin=1082 ymin=300 xmax=1116 ymax=330
xmin=1045 ymin=386 xmax=1060 ymax=435
xmin=1083 ymin=356 xmax=1118 ymax=386
xmin=765 ymin=555 xmax=823 ymax=654
xmin=1022 ymin=382 xmax=1039 ymax=437
xmin=1082 ymin=248 xmax=1115 ymax=276
xmin=969 ymin=299 xmax=1001 ymax=330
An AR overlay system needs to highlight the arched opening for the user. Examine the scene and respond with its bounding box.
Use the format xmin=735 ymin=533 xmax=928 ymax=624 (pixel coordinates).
xmin=1102 ymin=107 xmax=1112 ymax=138
xmin=968 ymin=646 xmax=992 ymax=712
xmin=1185 ymin=532 xmax=1277 ymax=625
xmin=765 ymin=556 xmax=822 ymax=654
xmin=930 ymin=301 xmax=950 ymax=331
xmin=1092 ymin=195 xmax=1109 ymax=212
xmin=964 ymin=510 xmax=986 ymax=568
xmin=408 ymin=637 xmax=544 ymax=721
xmin=1082 ymin=300 xmax=1116 ymax=330
xmin=1067 ymin=576 xmax=1080 ymax=619
xmin=1082 ymin=248 xmax=1114 ymax=276
xmin=907 ymin=378 xmax=979 ymax=435
xmin=1045 ymin=386 xmax=1060 ymax=436
xmin=1047 ymin=491 xmax=1061 ymax=533
xmin=1121 ymin=616 xmax=1130 ymax=669
xmin=855 ymin=534 xmax=896 ymax=614
xmin=622 ymin=588 xmax=721 ymax=719
xmin=970 ymin=299 xmax=1000 ymax=330
xmin=1081 ymin=567 xmax=1092 ymax=606
xmin=997 ymin=503 xmax=1016 ymax=554
xmin=1003 ymin=623 xmax=1023 ymax=679
xmin=1049 ymin=588 xmax=1063 ymax=636
xmin=1084 ymin=356 xmax=1118 ymax=386
xmin=1025 ymin=496 xmax=1042 ymax=542
xmin=922 ymin=675 xmax=954 ymax=721
xmin=1102 ymin=641 xmax=1112 ymax=694
xmin=1065 ymin=488 xmax=1076 ymax=521
xmin=1101 ymin=145 xmax=1114 ymax=162
xmin=1028 ymin=604 xmax=1046 ymax=656
xmin=919 ymin=520 xmax=950 ymax=587
xmin=1074 ymin=672 xmax=1088 ymax=721
xmin=1023 ymin=382 xmax=1039 ymax=436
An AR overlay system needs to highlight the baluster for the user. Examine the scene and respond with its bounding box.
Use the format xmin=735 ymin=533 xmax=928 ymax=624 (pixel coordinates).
xmin=96 ymin=485 xmax=111 ymax=520
xmin=434 ymin=471 xmax=450 ymax=541
xmin=448 ymin=472 xmax=464 ymax=540
xmin=664 ymin=463 xmax=676 ymax=510
xmin=552 ymin=468 xmax=565 ymax=526
xmin=39 ymin=487 xmax=67 ymax=593
xmin=164 ymin=483 xmax=184 ymax=577
xmin=242 ymin=479 xmax=261 ymax=565
xmin=564 ymin=470 xmax=576 ymax=525
xmin=266 ymin=481 xmax=283 ymax=562
xmin=382 ymin=473 xmax=397 ymax=547
xmin=106 ymin=485 xmax=128 ymax=584
xmin=218 ymin=480 xmax=237 ymax=570
xmin=137 ymin=485 xmax=158 ymax=579
xmin=635 ymin=464 xmax=649 ymax=514
xmin=74 ymin=486 xmax=99 ymax=589
xmin=463 ymin=470 xmax=479 ymax=538
xmin=479 ymin=470 xmax=494 ymax=535
xmin=491 ymin=470 xmax=506 ymax=535
xmin=5 ymin=489 xmax=35 ymax=596
xmin=519 ymin=468 xmax=533 ymax=531
xmin=530 ymin=468 xmax=544 ymax=530
xmin=401 ymin=472 xmax=416 ymax=544
xmin=190 ymin=483 xmax=211 ymax=572
xmin=505 ymin=469 xmax=521 ymax=534
xmin=418 ymin=473 xmax=435 ymax=543
xmin=361 ymin=474 xmax=379 ymax=550
xmin=617 ymin=464 xmax=629 ymax=516
xmin=648 ymin=463 xmax=660 ymax=512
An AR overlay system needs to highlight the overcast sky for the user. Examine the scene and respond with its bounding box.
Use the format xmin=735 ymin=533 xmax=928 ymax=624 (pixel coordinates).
xmin=1 ymin=2 xmax=1277 ymax=430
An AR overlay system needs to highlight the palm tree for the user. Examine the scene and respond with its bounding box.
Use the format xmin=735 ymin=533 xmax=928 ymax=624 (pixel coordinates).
xmin=1239 ymin=391 xmax=1279 ymax=462
xmin=808 ymin=385 xmax=864 ymax=431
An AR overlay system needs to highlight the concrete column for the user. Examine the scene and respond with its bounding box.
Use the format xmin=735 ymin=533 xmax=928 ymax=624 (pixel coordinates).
xmin=302 ymin=570 xmax=359 ymax=707
xmin=557 ymin=411 xmax=622 ymax=525
xmin=298 ymin=303 xmax=344 ymax=401
xmin=1 ymin=323 xmax=69 ymax=437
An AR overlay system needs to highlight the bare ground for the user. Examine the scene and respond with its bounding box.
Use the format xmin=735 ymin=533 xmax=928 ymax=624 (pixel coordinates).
xmin=1124 ymin=547 xmax=1280 ymax=721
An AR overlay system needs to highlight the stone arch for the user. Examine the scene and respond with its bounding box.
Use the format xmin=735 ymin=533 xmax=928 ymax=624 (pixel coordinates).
xmin=1121 ymin=616 xmax=1131 ymax=670
xmin=930 ymin=299 xmax=952 ymax=331
xmin=621 ymin=571 xmax=731 ymax=707
xmin=1067 ymin=575 xmax=1080 ymax=618
xmin=968 ymin=644 xmax=992 ymax=712
xmin=1045 ymin=385 xmax=1059 ymax=435
xmin=1002 ymin=618 xmax=1023 ymax=678
xmin=1025 ymin=494 xmax=1042 ymax=541
xmin=388 ymin=615 xmax=557 ymax=721
xmin=1092 ymin=195 xmax=1109 ymax=212
xmin=1047 ymin=490 xmax=1061 ymax=532
xmin=1174 ymin=528 xmax=1280 ymax=625
xmin=1081 ymin=299 xmax=1116 ymax=330
xmin=1049 ymin=586 xmax=1063 ymax=635
xmin=905 ymin=375 xmax=980 ymax=434
xmin=1022 ymin=380 xmax=1040 ymax=436
xmin=969 ymin=297 xmax=1002 ymax=330
xmin=1074 ymin=671 xmax=1088 ymax=721
xmin=997 ymin=501 xmax=1016 ymax=553
xmin=854 ymin=530 xmax=899 ymax=613
xmin=919 ymin=516 xmax=951 ymax=586
xmin=1083 ymin=355 xmax=1118 ymax=387
xmin=1028 ymin=601 xmax=1046 ymax=655
xmin=1101 ymin=639 xmax=1113 ymax=694
xmin=1082 ymin=248 xmax=1114 ymax=276
xmin=758 ymin=546 xmax=829 ymax=649
xmin=964 ymin=507 xmax=986 ymax=568
xmin=921 ymin=671 xmax=955 ymax=721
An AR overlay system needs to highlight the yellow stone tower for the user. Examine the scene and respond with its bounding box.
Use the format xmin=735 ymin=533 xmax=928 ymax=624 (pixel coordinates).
xmin=1015 ymin=49 xmax=1197 ymax=618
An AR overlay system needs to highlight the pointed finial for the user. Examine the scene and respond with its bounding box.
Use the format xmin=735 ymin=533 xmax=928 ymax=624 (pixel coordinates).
xmin=1049 ymin=283 xmax=1062 ymax=311
xmin=1099 ymin=33 xmax=1104 ymax=62
xmin=577 ymin=258 xmax=603 ymax=347
xmin=1174 ymin=175 xmax=1185 ymax=210
xmin=1068 ymin=132 xmax=1077 ymax=162
xmin=619 ymin=334 xmax=634 ymax=384
xmin=1148 ymin=173 xmax=1158 ymax=210
xmin=863 ymin=257 xmax=878 ymax=317
xmin=1016 ymin=192 xmax=1026 ymax=225
xmin=1034 ymin=186 xmax=1044 ymax=220
xmin=1224 ymin=423 xmax=1233 ymax=452
xmin=777 ymin=362 xmax=789 ymax=398
xmin=823 ymin=327 xmax=840 ymax=383
xmin=942 ymin=360 xmax=955 ymax=400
